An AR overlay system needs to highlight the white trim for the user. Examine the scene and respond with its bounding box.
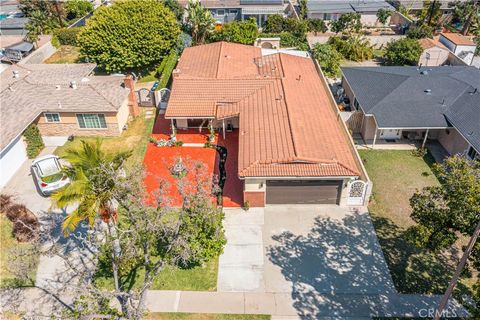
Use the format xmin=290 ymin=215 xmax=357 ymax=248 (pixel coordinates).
xmin=75 ymin=113 xmax=108 ymax=129
xmin=44 ymin=112 xmax=61 ymax=123
xmin=239 ymin=175 xmax=357 ymax=180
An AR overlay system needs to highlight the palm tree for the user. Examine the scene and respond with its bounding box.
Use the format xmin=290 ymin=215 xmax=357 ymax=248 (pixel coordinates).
xmin=51 ymin=140 xmax=130 ymax=235
xmin=185 ymin=0 xmax=215 ymax=45
xmin=25 ymin=10 xmax=58 ymax=46
xmin=452 ymin=0 xmax=479 ymax=35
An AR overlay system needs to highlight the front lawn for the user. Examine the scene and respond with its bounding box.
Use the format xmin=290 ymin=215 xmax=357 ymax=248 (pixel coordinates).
xmin=147 ymin=313 xmax=270 ymax=320
xmin=0 ymin=215 xmax=37 ymax=288
xmin=359 ymin=150 xmax=475 ymax=295
xmin=55 ymin=109 xmax=155 ymax=169
xmin=44 ymin=45 xmax=81 ymax=64
xmin=95 ymin=258 xmax=218 ymax=291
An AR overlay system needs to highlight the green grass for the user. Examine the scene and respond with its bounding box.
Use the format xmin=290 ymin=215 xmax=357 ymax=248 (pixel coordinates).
xmin=0 ymin=215 xmax=37 ymax=288
xmin=95 ymin=258 xmax=219 ymax=291
xmin=55 ymin=109 xmax=155 ymax=170
xmin=138 ymin=69 xmax=159 ymax=83
xmin=147 ymin=313 xmax=270 ymax=320
xmin=359 ymin=150 xmax=475 ymax=297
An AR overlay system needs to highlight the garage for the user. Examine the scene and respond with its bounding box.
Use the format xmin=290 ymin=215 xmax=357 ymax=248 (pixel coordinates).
xmin=0 ymin=136 xmax=28 ymax=188
xmin=266 ymin=180 xmax=343 ymax=205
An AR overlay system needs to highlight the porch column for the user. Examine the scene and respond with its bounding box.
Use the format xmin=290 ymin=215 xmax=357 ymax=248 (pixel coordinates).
xmin=372 ymin=129 xmax=378 ymax=148
xmin=422 ymin=129 xmax=429 ymax=149
xmin=222 ymin=120 xmax=226 ymax=139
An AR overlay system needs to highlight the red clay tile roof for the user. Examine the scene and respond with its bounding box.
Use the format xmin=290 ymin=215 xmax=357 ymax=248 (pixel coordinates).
xmin=440 ymin=32 xmax=476 ymax=46
xmin=166 ymin=42 xmax=361 ymax=178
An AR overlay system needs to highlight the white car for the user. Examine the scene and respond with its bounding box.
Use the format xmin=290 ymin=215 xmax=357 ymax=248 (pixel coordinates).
xmin=31 ymin=155 xmax=70 ymax=196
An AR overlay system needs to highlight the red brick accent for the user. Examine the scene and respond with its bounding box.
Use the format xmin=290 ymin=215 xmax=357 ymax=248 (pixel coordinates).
xmin=124 ymin=75 xmax=140 ymax=117
xmin=243 ymin=191 xmax=265 ymax=207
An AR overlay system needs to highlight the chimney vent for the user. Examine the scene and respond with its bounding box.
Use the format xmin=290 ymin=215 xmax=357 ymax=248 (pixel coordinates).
xmin=70 ymin=81 xmax=77 ymax=89
xmin=12 ymin=70 xmax=19 ymax=78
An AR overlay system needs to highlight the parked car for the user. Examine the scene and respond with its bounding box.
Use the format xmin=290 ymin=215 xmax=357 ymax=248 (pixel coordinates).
xmin=31 ymin=155 xmax=70 ymax=196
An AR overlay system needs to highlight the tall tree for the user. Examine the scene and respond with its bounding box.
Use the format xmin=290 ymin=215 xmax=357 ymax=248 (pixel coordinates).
xmin=329 ymin=13 xmax=362 ymax=34
xmin=451 ymin=0 xmax=480 ymax=35
xmin=51 ymin=139 xmax=130 ymax=234
xmin=419 ymin=0 xmax=442 ymax=27
xmin=307 ymin=18 xmax=327 ymax=35
xmin=311 ymin=43 xmax=342 ymax=77
xmin=25 ymin=10 xmax=58 ymax=45
xmin=407 ymin=156 xmax=480 ymax=257
xmin=185 ymin=0 xmax=215 ymax=45
xmin=77 ymin=0 xmax=180 ymax=72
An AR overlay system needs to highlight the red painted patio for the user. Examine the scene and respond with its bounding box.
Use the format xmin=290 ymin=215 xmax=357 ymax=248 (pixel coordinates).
xmin=143 ymin=115 xmax=242 ymax=207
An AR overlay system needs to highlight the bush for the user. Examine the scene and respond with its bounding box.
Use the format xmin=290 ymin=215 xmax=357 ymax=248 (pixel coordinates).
xmin=53 ymin=27 xmax=82 ymax=46
xmin=406 ymin=24 xmax=433 ymax=39
xmin=64 ymin=0 xmax=93 ymax=20
xmin=385 ymin=38 xmax=423 ymax=65
xmin=328 ymin=35 xmax=373 ymax=61
xmin=311 ymin=43 xmax=342 ymax=77
xmin=157 ymin=51 xmax=178 ymax=88
xmin=23 ymin=124 xmax=44 ymax=159
xmin=263 ymin=14 xmax=284 ymax=33
xmin=211 ymin=18 xmax=259 ymax=45
xmin=0 ymin=194 xmax=39 ymax=242
xmin=307 ymin=19 xmax=327 ymax=35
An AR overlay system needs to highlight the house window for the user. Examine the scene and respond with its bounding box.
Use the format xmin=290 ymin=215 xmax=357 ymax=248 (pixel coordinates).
xmin=229 ymin=9 xmax=238 ymax=15
xmin=217 ymin=9 xmax=225 ymax=16
xmin=467 ymin=146 xmax=478 ymax=160
xmin=76 ymin=114 xmax=107 ymax=129
xmin=44 ymin=113 xmax=60 ymax=123
xmin=353 ymin=98 xmax=360 ymax=111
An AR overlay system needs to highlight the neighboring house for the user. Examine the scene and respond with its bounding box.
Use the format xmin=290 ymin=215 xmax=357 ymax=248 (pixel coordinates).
xmin=307 ymin=0 xmax=394 ymax=26
xmin=389 ymin=0 xmax=462 ymax=14
xmin=418 ymin=37 xmax=450 ymax=66
xmin=179 ymin=0 xmax=288 ymax=26
xmin=165 ymin=41 xmax=370 ymax=207
xmin=341 ymin=66 xmax=480 ymax=160
xmin=0 ymin=63 xmax=139 ymax=188
xmin=439 ymin=32 xmax=477 ymax=66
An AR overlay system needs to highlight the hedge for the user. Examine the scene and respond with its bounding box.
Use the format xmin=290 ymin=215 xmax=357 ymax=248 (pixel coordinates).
xmin=53 ymin=27 xmax=82 ymax=46
xmin=156 ymin=51 xmax=178 ymax=89
xmin=23 ymin=124 xmax=44 ymax=159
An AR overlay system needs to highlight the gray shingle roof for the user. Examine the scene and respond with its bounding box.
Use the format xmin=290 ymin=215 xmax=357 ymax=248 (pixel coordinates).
xmin=0 ymin=64 xmax=129 ymax=151
xmin=307 ymin=0 xmax=393 ymax=14
xmin=341 ymin=66 xmax=480 ymax=151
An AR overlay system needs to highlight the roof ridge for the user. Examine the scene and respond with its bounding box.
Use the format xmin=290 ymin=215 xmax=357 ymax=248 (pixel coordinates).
xmin=215 ymin=41 xmax=224 ymax=79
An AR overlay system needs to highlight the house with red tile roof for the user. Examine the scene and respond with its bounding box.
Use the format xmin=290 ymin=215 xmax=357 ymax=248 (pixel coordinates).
xmin=164 ymin=41 xmax=369 ymax=207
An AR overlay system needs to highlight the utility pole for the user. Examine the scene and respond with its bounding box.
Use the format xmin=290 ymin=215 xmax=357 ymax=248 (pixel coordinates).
xmin=434 ymin=217 xmax=480 ymax=319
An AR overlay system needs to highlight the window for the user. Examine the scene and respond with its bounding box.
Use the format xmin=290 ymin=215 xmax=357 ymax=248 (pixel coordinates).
xmin=76 ymin=114 xmax=107 ymax=129
xmin=353 ymin=98 xmax=360 ymax=111
xmin=229 ymin=9 xmax=238 ymax=15
xmin=467 ymin=146 xmax=478 ymax=160
xmin=44 ymin=113 xmax=60 ymax=123
xmin=217 ymin=9 xmax=225 ymax=16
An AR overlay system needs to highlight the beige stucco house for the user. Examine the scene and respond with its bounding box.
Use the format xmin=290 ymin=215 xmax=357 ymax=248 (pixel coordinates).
xmin=0 ymin=63 xmax=139 ymax=187
xmin=418 ymin=37 xmax=450 ymax=67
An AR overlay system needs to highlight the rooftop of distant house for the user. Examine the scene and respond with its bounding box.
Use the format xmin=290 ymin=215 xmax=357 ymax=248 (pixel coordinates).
xmin=440 ymin=32 xmax=476 ymax=46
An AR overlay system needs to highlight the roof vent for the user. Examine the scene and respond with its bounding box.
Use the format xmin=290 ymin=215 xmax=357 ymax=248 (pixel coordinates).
xmin=70 ymin=80 xmax=77 ymax=89
xmin=424 ymin=89 xmax=432 ymax=95
xmin=420 ymin=70 xmax=428 ymax=75
xmin=12 ymin=70 xmax=19 ymax=78
xmin=470 ymin=88 xmax=478 ymax=95
xmin=56 ymin=85 xmax=61 ymax=90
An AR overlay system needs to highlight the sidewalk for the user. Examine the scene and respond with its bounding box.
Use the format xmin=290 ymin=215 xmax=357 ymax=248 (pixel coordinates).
xmin=145 ymin=290 xmax=469 ymax=318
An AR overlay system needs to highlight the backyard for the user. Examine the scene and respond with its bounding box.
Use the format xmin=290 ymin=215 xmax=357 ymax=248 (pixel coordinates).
xmin=359 ymin=150 xmax=476 ymax=297
xmin=44 ymin=45 xmax=81 ymax=64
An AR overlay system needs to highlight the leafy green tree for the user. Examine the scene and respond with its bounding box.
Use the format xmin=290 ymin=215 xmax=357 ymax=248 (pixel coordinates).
xmin=212 ymin=18 xmax=258 ymax=44
xmin=283 ymin=17 xmax=308 ymax=38
xmin=311 ymin=43 xmax=342 ymax=77
xmin=307 ymin=18 xmax=327 ymax=35
xmin=77 ymin=0 xmax=179 ymax=72
xmin=25 ymin=10 xmax=58 ymax=44
xmin=419 ymin=0 xmax=442 ymax=27
xmin=298 ymin=0 xmax=308 ymax=19
xmin=406 ymin=24 xmax=434 ymax=39
xmin=451 ymin=0 xmax=479 ymax=35
xmin=329 ymin=13 xmax=362 ymax=34
xmin=376 ymin=8 xmax=392 ymax=25
xmin=264 ymin=13 xmax=285 ymax=33
xmin=407 ymin=156 xmax=480 ymax=256
xmin=185 ymin=0 xmax=215 ymax=45
xmin=64 ymin=0 xmax=93 ymax=20
xmin=385 ymin=37 xmax=423 ymax=65
xmin=51 ymin=140 xmax=131 ymax=234
xmin=328 ymin=35 xmax=373 ymax=61
xmin=163 ymin=0 xmax=184 ymax=21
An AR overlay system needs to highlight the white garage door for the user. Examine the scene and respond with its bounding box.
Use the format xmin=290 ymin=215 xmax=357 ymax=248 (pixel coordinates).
xmin=0 ymin=136 xmax=28 ymax=188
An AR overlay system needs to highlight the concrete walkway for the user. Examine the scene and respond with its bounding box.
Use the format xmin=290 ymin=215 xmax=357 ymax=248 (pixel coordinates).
xmin=145 ymin=290 xmax=468 ymax=318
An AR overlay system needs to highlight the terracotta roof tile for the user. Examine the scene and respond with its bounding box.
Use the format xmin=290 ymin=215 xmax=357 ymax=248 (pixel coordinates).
xmin=166 ymin=42 xmax=361 ymax=178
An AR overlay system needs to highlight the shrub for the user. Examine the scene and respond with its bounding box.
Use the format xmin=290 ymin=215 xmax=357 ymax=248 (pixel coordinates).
xmin=211 ymin=18 xmax=259 ymax=45
xmin=307 ymin=18 xmax=327 ymax=35
xmin=243 ymin=200 xmax=250 ymax=211
xmin=158 ymin=51 xmax=178 ymax=89
xmin=0 ymin=194 xmax=39 ymax=242
xmin=65 ymin=0 xmax=93 ymax=20
xmin=53 ymin=27 xmax=82 ymax=46
xmin=23 ymin=124 xmax=44 ymax=159
xmin=263 ymin=14 xmax=284 ymax=33
xmin=406 ymin=24 xmax=433 ymax=39
xmin=311 ymin=43 xmax=342 ymax=77
xmin=385 ymin=38 xmax=423 ymax=65
xmin=328 ymin=35 xmax=373 ymax=62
